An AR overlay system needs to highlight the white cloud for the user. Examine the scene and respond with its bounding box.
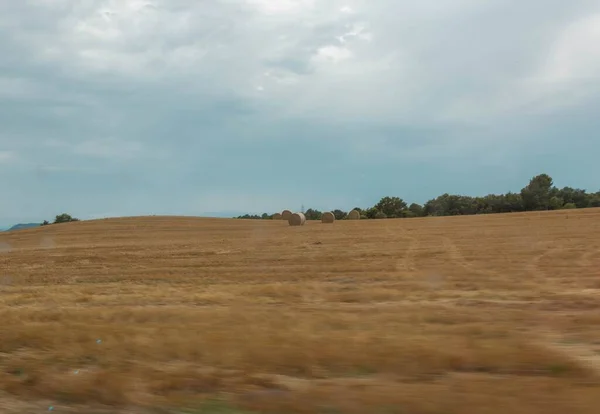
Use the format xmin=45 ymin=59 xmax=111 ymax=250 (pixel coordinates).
xmin=437 ymin=10 xmax=600 ymax=124
xmin=245 ymin=0 xmax=316 ymax=15
xmin=311 ymin=45 xmax=353 ymax=63
xmin=337 ymin=22 xmax=372 ymax=43
xmin=263 ymin=69 xmax=301 ymax=85
xmin=3 ymin=1 xmax=598 ymax=130
xmin=538 ymin=13 xmax=600 ymax=83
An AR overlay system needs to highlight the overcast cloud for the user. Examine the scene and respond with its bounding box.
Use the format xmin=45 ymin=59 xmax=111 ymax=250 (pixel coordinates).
xmin=1 ymin=0 xmax=600 ymax=225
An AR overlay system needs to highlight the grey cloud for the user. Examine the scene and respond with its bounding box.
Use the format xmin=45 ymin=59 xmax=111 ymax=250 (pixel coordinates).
xmin=1 ymin=0 xmax=599 ymax=184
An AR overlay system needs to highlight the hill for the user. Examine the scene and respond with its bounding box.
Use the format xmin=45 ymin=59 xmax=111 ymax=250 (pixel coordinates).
xmin=1 ymin=211 xmax=600 ymax=413
xmin=4 ymin=222 xmax=41 ymax=231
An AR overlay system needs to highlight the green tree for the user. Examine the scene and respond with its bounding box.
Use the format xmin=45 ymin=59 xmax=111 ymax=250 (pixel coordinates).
xmin=373 ymin=196 xmax=407 ymax=218
xmin=521 ymin=174 xmax=554 ymax=211
xmin=423 ymin=194 xmax=468 ymax=216
xmin=504 ymin=192 xmax=525 ymax=212
xmin=481 ymin=192 xmax=523 ymax=213
xmin=423 ymin=195 xmax=444 ymax=216
xmin=365 ymin=207 xmax=380 ymax=219
xmin=304 ymin=208 xmax=322 ymax=220
xmin=548 ymin=196 xmax=564 ymax=210
xmin=332 ymin=209 xmax=347 ymax=220
xmin=235 ymin=172 xmax=595 ymax=221
xmin=408 ymin=203 xmax=424 ymax=217
xmin=557 ymin=187 xmax=589 ymax=208
xmin=588 ymin=194 xmax=600 ymax=208
xmin=53 ymin=213 xmax=79 ymax=224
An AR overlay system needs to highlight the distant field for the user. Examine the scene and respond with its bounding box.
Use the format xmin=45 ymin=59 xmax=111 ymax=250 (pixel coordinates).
xmin=1 ymin=210 xmax=600 ymax=413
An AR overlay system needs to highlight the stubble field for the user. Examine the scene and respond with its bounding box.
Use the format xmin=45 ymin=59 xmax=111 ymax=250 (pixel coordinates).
xmin=1 ymin=209 xmax=600 ymax=413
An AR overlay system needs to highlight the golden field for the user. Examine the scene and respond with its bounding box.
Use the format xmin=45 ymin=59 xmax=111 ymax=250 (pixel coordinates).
xmin=1 ymin=209 xmax=600 ymax=413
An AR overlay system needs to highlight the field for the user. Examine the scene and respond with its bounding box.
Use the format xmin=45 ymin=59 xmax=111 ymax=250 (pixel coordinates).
xmin=1 ymin=209 xmax=600 ymax=413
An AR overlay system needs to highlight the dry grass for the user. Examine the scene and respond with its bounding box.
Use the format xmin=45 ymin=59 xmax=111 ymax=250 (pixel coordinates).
xmin=1 ymin=209 xmax=600 ymax=413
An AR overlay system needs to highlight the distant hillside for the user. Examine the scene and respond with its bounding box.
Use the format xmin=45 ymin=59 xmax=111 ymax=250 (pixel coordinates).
xmin=6 ymin=223 xmax=41 ymax=231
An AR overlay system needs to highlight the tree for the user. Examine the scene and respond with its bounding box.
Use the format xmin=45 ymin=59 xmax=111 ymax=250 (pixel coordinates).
xmin=423 ymin=196 xmax=444 ymax=216
xmin=236 ymin=214 xmax=261 ymax=219
xmin=548 ymin=196 xmax=564 ymax=210
xmin=504 ymin=192 xmax=525 ymax=212
xmin=365 ymin=207 xmax=380 ymax=219
xmin=234 ymin=173 xmax=597 ymax=221
xmin=332 ymin=209 xmax=347 ymax=220
xmin=557 ymin=187 xmax=589 ymax=208
xmin=41 ymin=220 xmax=50 ymax=226
xmin=54 ymin=213 xmax=79 ymax=224
xmin=373 ymin=196 xmax=407 ymax=218
xmin=374 ymin=211 xmax=387 ymax=219
xmin=521 ymin=174 xmax=554 ymax=211
xmin=588 ymin=194 xmax=600 ymax=208
xmin=407 ymin=203 xmax=424 ymax=217
xmin=304 ymin=208 xmax=322 ymax=220
xmin=480 ymin=192 xmax=524 ymax=214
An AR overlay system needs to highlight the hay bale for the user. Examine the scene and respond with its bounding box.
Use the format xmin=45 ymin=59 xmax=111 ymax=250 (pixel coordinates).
xmin=272 ymin=213 xmax=282 ymax=220
xmin=347 ymin=210 xmax=360 ymax=220
xmin=321 ymin=212 xmax=335 ymax=224
xmin=288 ymin=212 xmax=306 ymax=226
xmin=281 ymin=210 xmax=293 ymax=221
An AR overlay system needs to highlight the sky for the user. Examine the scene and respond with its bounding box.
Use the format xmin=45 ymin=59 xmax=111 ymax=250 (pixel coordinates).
xmin=1 ymin=0 xmax=600 ymax=226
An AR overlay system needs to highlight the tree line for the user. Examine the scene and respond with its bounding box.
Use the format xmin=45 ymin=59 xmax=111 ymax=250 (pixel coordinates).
xmin=236 ymin=174 xmax=600 ymax=220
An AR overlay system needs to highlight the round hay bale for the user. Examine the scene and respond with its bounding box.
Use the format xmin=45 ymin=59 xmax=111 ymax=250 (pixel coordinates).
xmin=321 ymin=212 xmax=335 ymax=224
xmin=272 ymin=213 xmax=282 ymax=220
xmin=288 ymin=212 xmax=306 ymax=226
xmin=347 ymin=210 xmax=361 ymax=220
xmin=281 ymin=210 xmax=293 ymax=221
